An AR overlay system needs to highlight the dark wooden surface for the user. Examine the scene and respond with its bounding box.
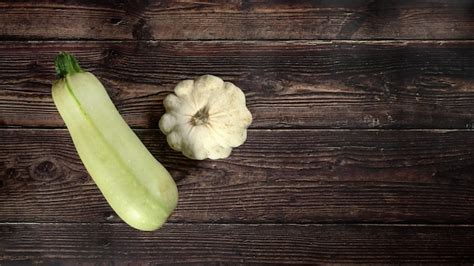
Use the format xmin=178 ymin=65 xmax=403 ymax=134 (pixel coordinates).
xmin=1 ymin=41 xmax=473 ymax=129
xmin=1 ymin=0 xmax=474 ymax=264
xmin=2 ymin=223 xmax=474 ymax=264
xmin=2 ymin=129 xmax=474 ymax=224
xmin=1 ymin=0 xmax=473 ymax=40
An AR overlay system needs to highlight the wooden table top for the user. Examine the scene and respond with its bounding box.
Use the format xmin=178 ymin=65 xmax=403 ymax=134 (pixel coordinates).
xmin=1 ymin=0 xmax=473 ymax=264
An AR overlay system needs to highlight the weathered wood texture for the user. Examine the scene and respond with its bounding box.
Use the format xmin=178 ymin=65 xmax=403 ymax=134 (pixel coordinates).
xmin=1 ymin=129 xmax=473 ymax=224
xmin=1 ymin=223 xmax=474 ymax=264
xmin=0 ymin=41 xmax=473 ymax=129
xmin=0 ymin=0 xmax=473 ymax=40
xmin=1 ymin=1 xmax=473 ymax=263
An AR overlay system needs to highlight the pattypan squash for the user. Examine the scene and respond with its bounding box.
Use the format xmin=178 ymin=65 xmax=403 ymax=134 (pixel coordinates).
xmin=159 ymin=75 xmax=252 ymax=160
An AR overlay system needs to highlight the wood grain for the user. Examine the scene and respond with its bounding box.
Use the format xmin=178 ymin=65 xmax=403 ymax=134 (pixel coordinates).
xmin=0 ymin=41 xmax=473 ymax=129
xmin=1 ymin=1 xmax=473 ymax=264
xmin=1 ymin=128 xmax=473 ymax=224
xmin=1 ymin=223 xmax=473 ymax=263
xmin=0 ymin=1 xmax=473 ymax=40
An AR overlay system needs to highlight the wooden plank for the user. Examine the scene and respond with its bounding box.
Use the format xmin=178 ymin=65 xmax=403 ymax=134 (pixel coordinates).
xmin=0 ymin=41 xmax=473 ymax=129
xmin=1 ymin=223 xmax=473 ymax=263
xmin=0 ymin=1 xmax=473 ymax=40
xmin=1 ymin=129 xmax=473 ymax=224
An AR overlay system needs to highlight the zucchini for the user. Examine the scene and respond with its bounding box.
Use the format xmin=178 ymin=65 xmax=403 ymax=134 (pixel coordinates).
xmin=52 ymin=53 xmax=178 ymax=231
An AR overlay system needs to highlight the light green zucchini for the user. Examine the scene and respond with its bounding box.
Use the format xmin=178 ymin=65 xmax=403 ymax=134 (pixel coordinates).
xmin=52 ymin=52 xmax=178 ymax=231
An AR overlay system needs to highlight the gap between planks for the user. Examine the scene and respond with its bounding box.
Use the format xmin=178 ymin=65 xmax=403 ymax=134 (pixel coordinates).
xmin=0 ymin=39 xmax=474 ymax=44
xmin=0 ymin=127 xmax=473 ymax=132
xmin=2 ymin=221 xmax=474 ymax=227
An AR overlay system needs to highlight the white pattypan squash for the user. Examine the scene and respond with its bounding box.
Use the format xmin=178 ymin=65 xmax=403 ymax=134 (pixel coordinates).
xmin=159 ymin=75 xmax=252 ymax=160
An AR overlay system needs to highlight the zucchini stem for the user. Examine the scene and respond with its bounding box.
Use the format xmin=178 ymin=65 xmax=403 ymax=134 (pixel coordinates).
xmin=55 ymin=52 xmax=83 ymax=78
